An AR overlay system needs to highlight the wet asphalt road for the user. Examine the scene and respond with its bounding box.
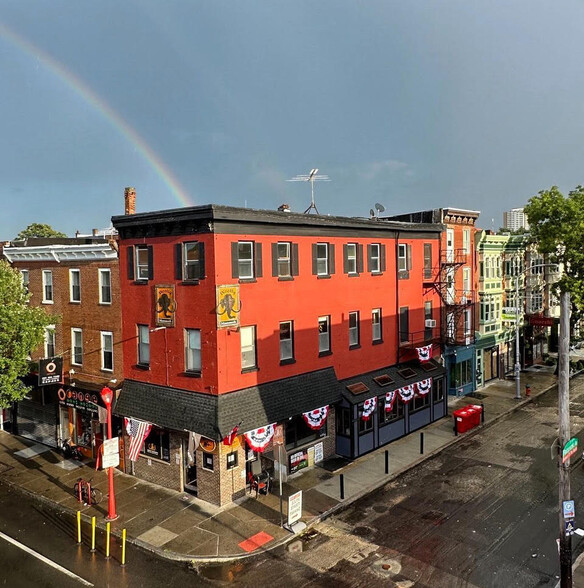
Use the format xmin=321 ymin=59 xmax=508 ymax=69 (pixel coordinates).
xmin=201 ymin=376 xmax=584 ymax=587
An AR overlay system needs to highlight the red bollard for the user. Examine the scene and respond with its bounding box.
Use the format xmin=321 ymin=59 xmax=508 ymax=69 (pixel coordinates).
xmin=525 ymin=384 xmax=531 ymax=397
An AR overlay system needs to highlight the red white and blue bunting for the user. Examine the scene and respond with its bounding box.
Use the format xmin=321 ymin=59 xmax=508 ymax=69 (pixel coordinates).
xmin=398 ymin=384 xmax=415 ymax=403
xmin=361 ymin=397 xmax=377 ymax=420
xmin=244 ymin=423 xmax=276 ymax=453
xmin=302 ymin=405 xmax=329 ymax=430
xmin=416 ymin=378 xmax=433 ymax=396
xmin=385 ymin=390 xmax=398 ymax=412
xmin=416 ymin=344 xmax=433 ymax=362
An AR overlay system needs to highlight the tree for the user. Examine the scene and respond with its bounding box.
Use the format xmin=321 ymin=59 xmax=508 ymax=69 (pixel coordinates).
xmin=524 ymin=185 xmax=584 ymax=318
xmin=16 ymin=223 xmax=67 ymax=240
xmin=0 ymin=261 xmax=57 ymax=408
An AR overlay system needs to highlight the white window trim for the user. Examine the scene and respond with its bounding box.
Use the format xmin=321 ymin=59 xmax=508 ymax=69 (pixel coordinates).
xmin=138 ymin=324 xmax=150 ymax=366
xmin=277 ymin=242 xmax=291 ymax=277
xmin=100 ymin=331 xmax=114 ymax=372
xmin=42 ymin=270 xmax=53 ymax=304
xmin=69 ymin=269 xmax=81 ymax=303
xmin=347 ymin=243 xmax=357 ymax=274
xmin=372 ymin=308 xmax=382 ymax=342
xmin=318 ymin=316 xmax=331 ymax=353
xmin=240 ymin=325 xmax=257 ymax=369
xmin=135 ymin=245 xmax=149 ymax=281
xmin=349 ymin=311 xmax=360 ymax=347
xmin=238 ymin=241 xmax=254 ymax=279
xmin=398 ymin=244 xmax=407 ymax=271
xmin=71 ymin=328 xmax=83 ymax=366
xmin=98 ymin=268 xmax=112 ymax=305
xmin=183 ymin=242 xmax=201 ymax=281
xmin=316 ymin=243 xmax=329 ymax=276
xmin=279 ymin=321 xmax=294 ymax=360
xmin=370 ymin=244 xmax=381 ymax=273
xmin=44 ymin=325 xmax=56 ymax=358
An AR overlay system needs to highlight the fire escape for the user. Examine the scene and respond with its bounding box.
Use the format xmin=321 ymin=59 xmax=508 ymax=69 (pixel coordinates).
xmin=424 ymin=248 xmax=475 ymax=347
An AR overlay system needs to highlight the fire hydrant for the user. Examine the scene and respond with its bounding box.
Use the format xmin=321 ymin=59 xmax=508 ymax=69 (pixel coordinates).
xmin=525 ymin=384 xmax=531 ymax=397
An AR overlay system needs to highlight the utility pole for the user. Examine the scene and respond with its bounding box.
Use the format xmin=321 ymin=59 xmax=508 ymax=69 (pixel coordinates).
xmin=558 ymin=290 xmax=571 ymax=587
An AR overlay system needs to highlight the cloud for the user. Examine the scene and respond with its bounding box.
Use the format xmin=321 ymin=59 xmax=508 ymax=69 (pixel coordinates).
xmin=358 ymin=159 xmax=411 ymax=182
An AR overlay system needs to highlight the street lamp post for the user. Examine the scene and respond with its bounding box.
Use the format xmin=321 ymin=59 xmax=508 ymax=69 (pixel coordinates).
xmin=100 ymin=386 xmax=118 ymax=521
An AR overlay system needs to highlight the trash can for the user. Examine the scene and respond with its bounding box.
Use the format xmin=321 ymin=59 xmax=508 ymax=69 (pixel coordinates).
xmin=453 ymin=408 xmax=472 ymax=434
xmin=468 ymin=405 xmax=482 ymax=427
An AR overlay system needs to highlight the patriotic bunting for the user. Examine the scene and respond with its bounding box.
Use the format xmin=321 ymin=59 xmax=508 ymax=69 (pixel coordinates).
xmin=222 ymin=423 xmax=240 ymax=446
xmin=416 ymin=378 xmax=433 ymax=396
xmin=416 ymin=344 xmax=433 ymax=362
xmin=398 ymin=385 xmax=415 ymax=403
xmin=125 ymin=417 xmax=152 ymax=462
xmin=385 ymin=390 xmax=397 ymax=412
xmin=361 ymin=397 xmax=377 ymax=420
xmin=302 ymin=405 xmax=329 ymax=430
xmin=244 ymin=424 xmax=276 ymax=452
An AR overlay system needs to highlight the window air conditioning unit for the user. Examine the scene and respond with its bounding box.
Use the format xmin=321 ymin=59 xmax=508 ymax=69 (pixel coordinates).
xmin=425 ymin=319 xmax=437 ymax=328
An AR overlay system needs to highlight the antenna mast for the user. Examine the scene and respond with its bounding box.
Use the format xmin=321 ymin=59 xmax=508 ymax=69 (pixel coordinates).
xmin=287 ymin=168 xmax=331 ymax=214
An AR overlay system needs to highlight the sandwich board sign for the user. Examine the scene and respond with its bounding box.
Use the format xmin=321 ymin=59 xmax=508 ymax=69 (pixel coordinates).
xmin=287 ymin=490 xmax=303 ymax=526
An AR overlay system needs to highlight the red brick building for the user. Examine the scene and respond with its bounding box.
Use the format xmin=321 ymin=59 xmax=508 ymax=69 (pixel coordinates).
xmin=112 ymin=202 xmax=446 ymax=506
xmin=2 ymin=235 xmax=122 ymax=457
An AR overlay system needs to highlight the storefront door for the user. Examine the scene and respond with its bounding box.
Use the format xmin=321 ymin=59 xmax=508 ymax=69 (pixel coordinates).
xmin=183 ymin=438 xmax=197 ymax=495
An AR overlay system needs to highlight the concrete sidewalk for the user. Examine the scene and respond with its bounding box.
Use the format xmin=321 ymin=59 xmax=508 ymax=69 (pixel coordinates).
xmin=0 ymin=366 xmax=563 ymax=564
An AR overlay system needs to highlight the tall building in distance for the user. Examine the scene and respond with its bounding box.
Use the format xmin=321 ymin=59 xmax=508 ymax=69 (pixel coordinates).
xmin=503 ymin=208 xmax=529 ymax=232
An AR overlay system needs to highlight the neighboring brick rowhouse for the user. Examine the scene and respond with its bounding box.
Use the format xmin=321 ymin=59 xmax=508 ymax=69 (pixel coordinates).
xmin=124 ymin=187 xmax=136 ymax=215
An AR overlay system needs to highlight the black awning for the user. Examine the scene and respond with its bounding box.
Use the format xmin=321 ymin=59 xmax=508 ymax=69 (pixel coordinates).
xmin=341 ymin=359 xmax=446 ymax=405
xmin=114 ymin=367 xmax=342 ymax=440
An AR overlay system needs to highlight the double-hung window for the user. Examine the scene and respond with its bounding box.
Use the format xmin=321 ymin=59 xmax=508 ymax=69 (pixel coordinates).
xmin=240 ymin=326 xmax=257 ymax=370
xmin=69 ymin=269 xmax=81 ymax=303
xmin=185 ymin=328 xmax=201 ymax=373
xmin=279 ymin=321 xmax=294 ymax=362
xmin=346 ymin=243 xmax=357 ymax=274
xmin=137 ymin=324 xmax=150 ymax=366
xmin=318 ymin=316 xmax=331 ymax=354
xmin=71 ymin=328 xmax=83 ymax=365
xmin=316 ymin=243 xmax=328 ymax=276
xmin=398 ymin=243 xmax=411 ymax=278
xmin=232 ymin=241 xmax=262 ymax=280
xmin=349 ymin=311 xmax=360 ymax=348
xmin=399 ymin=307 xmax=409 ymax=343
xmin=371 ymin=309 xmax=382 ymax=343
xmin=99 ymin=269 xmax=112 ymax=304
xmin=135 ymin=246 xmax=150 ymax=280
xmin=369 ymin=244 xmax=380 ymax=273
xmin=101 ymin=331 xmax=113 ymax=371
xmin=463 ymin=229 xmax=470 ymax=254
xmin=277 ymin=242 xmax=291 ymax=277
xmin=42 ymin=270 xmax=53 ymax=303
xmin=184 ymin=242 xmax=203 ymax=280
xmin=238 ymin=242 xmax=254 ymax=279
xmin=20 ymin=270 xmax=29 ymax=294
xmin=44 ymin=326 xmax=56 ymax=358
xmin=423 ymin=244 xmax=433 ymax=279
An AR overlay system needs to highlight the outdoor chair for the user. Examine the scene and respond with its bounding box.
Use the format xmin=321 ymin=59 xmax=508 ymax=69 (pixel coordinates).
xmin=248 ymin=459 xmax=271 ymax=497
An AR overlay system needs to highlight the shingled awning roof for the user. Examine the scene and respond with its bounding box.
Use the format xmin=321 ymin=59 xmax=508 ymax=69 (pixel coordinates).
xmin=114 ymin=367 xmax=342 ymax=440
xmin=340 ymin=359 xmax=445 ymax=405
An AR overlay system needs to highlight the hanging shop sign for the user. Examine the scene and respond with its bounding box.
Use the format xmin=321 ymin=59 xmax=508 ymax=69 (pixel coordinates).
xmin=416 ymin=344 xmax=432 ymax=362
xmin=302 ymin=405 xmax=329 ymax=430
xmin=39 ymin=357 xmax=63 ymax=386
xmin=562 ymin=437 xmax=578 ymax=463
xmin=398 ymin=385 xmax=415 ymax=403
xmin=361 ymin=397 xmax=377 ymax=421
xmin=385 ymin=390 xmax=398 ymax=411
xmin=155 ymin=284 xmax=177 ymax=327
xmin=528 ymin=314 xmax=555 ymax=327
xmin=57 ymin=387 xmax=102 ymax=413
xmin=415 ymin=378 xmax=433 ymax=396
xmin=216 ymin=284 xmax=241 ymax=328
xmin=244 ymin=424 xmax=276 ymax=452
xmin=199 ymin=437 xmax=217 ymax=452
xmin=289 ymin=449 xmax=309 ymax=474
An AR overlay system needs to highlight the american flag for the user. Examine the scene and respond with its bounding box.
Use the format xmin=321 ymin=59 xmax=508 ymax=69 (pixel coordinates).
xmin=125 ymin=418 xmax=152 ymax=462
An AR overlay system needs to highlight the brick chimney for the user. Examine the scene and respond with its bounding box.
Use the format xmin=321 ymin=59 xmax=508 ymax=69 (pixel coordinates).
xmin=124 ymin=187 xmax=136 ymax=215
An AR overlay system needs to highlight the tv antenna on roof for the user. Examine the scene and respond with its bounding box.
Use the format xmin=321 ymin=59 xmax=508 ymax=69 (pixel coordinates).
xmin=287 ymin=168 xmax=331 ymax=214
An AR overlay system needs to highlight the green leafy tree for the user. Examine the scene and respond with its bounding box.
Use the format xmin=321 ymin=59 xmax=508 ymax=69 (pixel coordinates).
xmin=525 ymin=185 xmax=584 ymax=317
xmin=16 ymin=223 xmax=67 ymax=240
xmin=0 ymin=261 xmax=57 ymax=407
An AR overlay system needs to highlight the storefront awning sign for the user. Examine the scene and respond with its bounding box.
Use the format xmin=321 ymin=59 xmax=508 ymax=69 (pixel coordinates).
xmin=244 ymin=423 xmax=276 ymax=452
xmin=416 ymin=344 xmax=432 ymax=362
xmin=361 ymin=397 xmax=377 ymax=421
xmin=398 ymin=385 xmax=415 ymax=403
xmin=384 ymin=390 xmax=397 ymax=412
xmin=416 ymin=378 xmax=433 ymax=396
xmin=302 ymin=405 xmax=329 ymax=430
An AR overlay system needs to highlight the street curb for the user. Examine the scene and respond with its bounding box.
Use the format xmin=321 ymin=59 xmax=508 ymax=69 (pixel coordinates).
xmin=0 ymin=373 xmax=567 ymax=565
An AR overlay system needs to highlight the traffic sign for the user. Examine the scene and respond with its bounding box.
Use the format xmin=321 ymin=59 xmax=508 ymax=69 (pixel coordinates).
xmin=563 ymin=500 xmax=575 ymax=520
xmin=562 ymin=438 xmax=578 ymax=463
xmin=566 ymin=520 xmax=576 ymax=536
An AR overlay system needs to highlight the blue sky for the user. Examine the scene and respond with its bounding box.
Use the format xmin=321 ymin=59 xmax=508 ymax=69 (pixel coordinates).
xmin=2 ymin=1 xmax=584 ymax=238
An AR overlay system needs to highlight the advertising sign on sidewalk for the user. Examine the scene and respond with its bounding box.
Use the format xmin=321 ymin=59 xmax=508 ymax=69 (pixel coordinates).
xmin=287 ymin=490 xmax=302 ymax=526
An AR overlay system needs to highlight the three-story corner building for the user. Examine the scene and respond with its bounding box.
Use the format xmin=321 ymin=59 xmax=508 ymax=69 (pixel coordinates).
xmin=111 ymin=202 xmax=447 ymax=506
xmin=383 ymin=208 xmax=480 ymax=396
xmin=2 ymin=235 xmax=123 ymax=458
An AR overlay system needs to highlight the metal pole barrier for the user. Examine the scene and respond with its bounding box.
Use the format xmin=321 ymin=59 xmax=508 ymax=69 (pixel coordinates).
xmin=340 ymin=474 xmax=345 ymax=500
xmin=481 ymin=403 xmax=485 ymax=423
xmin=77 ymin=511 xmax=82 ymax=544
xmin=454 ymin=416 xmax=458 ymax=436
xmin=278 ymin=444 xmax=283 ymax=528
xmin=90 ymin=516 xmax=96 ymax=552
xmin=385 ymin=450 xmax=389 ymax=474
xmin=420 ymin=432 xmax=424 ymax=454
xmin=105 ymin=522 xmax=111 ymax=559
xmin=121 ymin=529 xmax=126 ymax=567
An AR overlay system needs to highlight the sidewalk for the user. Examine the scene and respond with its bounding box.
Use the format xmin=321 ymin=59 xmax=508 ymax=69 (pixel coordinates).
xmin=0 ymin=367 xmax=562 ymax=564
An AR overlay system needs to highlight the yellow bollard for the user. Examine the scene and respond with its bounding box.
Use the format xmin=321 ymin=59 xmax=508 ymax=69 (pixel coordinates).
xmin=77 ymin=511 xmax=81 ymax=544
xmin=105 ymin=521 xmax=110 ymax=559
xmin=121 ymin=528 xmax=126 ymax=566
xmin=90 ymin=516 xmax=96 ymax=552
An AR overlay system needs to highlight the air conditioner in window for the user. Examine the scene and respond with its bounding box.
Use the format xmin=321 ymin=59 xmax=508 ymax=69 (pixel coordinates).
xmin=425 ymin=319 xmax=437 ymax=328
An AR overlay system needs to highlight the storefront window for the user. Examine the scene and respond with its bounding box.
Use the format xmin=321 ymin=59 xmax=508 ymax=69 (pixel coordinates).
xmin=449 ymin=359 xmax=472 ymax=388
xmin=141 ymin=427 xmax=170 ymax=462
xmin=433 ymin=379 xmax=444 ymax=403
xmin=411 ymin=393 xmax=430 ymax=413
xmin=378 ymin=396 xmax=404 ymax=425
xmin=336 ymin=407 xmax=351 ymax=437
xmin=285 ymin=415 xmax=326 ymax=450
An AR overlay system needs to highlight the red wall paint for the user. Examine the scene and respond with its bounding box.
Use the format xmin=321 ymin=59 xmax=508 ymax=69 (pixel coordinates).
xmin=119 ymin=231 xmax=441 ymax=396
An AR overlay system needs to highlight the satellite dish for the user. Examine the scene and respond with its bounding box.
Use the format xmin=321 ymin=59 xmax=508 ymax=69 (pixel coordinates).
xmin=369 ymin=209 xmax=375 ymax=218
xmin=375 ymin=203 xmax=385 ymax=213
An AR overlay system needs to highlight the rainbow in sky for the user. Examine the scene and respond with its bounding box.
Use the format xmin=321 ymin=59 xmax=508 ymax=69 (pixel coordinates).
xmin=0 ymin=20 xmax=194 ymax=208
